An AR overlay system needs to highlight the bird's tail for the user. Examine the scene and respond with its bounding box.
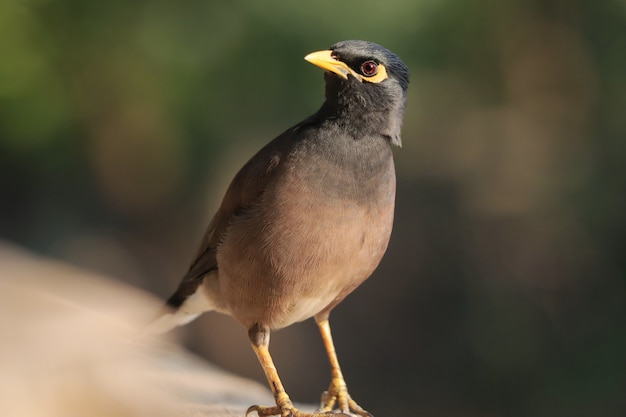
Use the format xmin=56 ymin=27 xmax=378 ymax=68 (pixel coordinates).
xmin=142 ymin=306 xmax=202 ymax=335
xmin=142 ymin=273 xmax=218 ymax=335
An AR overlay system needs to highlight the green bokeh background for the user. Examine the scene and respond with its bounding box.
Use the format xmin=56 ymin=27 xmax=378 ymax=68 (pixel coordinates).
xmin=1 ymin=0 xmax=625 ymax=416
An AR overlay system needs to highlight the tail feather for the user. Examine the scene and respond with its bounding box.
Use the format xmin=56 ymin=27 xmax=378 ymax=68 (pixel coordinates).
xmin=144 ymin=309 xmax=202 ymax=335
xmin=142 ymin=275 xmax=218 ymax=336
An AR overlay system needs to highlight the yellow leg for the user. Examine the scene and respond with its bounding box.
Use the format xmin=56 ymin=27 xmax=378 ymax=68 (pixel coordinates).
xmin=316 ymin=318 xmax=373 ymax=417
xmin=247 ymin=324 xmax=337 ymax=417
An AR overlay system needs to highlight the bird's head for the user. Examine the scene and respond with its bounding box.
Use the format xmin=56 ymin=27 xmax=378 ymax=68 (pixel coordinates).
xmin=305 ymin=40 xmax=409 ymax=146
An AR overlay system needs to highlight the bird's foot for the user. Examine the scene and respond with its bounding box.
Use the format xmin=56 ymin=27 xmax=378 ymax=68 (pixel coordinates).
xmin=247 ymin=403 xmax=345 ymax=417
xmin=318 ymin=378 xmax=373 ymax=417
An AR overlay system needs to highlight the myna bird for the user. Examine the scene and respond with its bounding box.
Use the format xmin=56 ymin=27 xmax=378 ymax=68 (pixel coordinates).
xmin=149 ymin=40 xmax=409 ymax=417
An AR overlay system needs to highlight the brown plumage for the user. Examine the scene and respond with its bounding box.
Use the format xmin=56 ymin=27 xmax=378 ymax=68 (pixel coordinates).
xmin=150 ymin=40 xmax=409 ymax=417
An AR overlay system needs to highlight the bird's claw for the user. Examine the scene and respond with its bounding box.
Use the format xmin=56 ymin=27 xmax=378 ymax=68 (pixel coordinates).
xmin=246 ymin=404 xmax=286 ymax=417
xmin=247 ymin=403 xmax=355 ymax=417
xmin=318 ymin=383 xmax=373 ymax=417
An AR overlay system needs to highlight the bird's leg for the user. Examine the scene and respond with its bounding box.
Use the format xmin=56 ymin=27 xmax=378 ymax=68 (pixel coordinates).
xmin=247 ymin=324 xmax=311 ymax=417
xmin=316 ymin=318 xmax=373 ymax=417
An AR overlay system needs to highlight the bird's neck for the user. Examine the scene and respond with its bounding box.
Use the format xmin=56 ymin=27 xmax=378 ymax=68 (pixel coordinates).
xmin=315 ymin=101 xmax=403 ymax=148
xmin=319 ymin=81 xmax=405 ymax=147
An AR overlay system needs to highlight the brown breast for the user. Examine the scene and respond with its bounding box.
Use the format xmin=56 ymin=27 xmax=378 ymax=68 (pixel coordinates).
xmin=216 ymin=136 xmax=396 ymax=329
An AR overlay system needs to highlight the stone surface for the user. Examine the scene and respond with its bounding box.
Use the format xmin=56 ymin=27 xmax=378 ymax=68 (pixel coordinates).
xmin=0 ymin=242 xmax=277 ymax=417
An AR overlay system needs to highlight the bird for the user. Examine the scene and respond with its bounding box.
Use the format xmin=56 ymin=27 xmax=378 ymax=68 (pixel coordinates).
xmin=149 ymin=40 xmax=409 ymax=417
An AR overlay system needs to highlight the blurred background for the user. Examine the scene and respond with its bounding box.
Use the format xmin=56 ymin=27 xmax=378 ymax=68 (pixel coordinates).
xmin=1 ymin=0 xmax=625 ymax=416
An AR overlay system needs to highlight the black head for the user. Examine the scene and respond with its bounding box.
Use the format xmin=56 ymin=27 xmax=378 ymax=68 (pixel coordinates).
xmin=305 ymin=40 xmax=409 ymax=146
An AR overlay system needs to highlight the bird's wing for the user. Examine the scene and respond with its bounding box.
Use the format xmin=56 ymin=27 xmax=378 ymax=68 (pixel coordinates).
xmin=165 ymin=126 xmax=300 ymax=308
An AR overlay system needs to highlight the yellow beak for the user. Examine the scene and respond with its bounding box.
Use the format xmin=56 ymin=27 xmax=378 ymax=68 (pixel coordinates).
xmin=304 ymin=50 xmax=356 ymax=80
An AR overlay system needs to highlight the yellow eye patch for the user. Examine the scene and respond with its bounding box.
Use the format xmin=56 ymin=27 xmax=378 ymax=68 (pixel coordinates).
xmin=362 ymin=64 xmax=388 ymax=83
xmin=304 ymin=50 xmax=389 ymax=84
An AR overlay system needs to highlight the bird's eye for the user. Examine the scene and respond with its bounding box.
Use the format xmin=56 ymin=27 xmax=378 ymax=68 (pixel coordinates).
xmin=360 ymin=61 xmax=378 ymax=76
